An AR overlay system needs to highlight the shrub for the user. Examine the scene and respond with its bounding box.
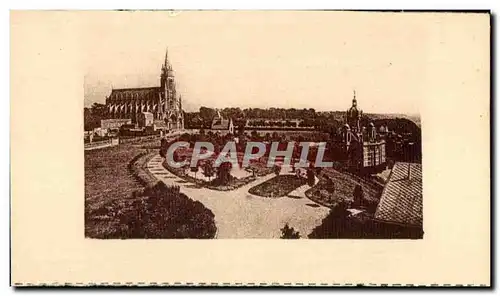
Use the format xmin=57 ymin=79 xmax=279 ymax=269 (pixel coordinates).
xmin=116 ymin=182 xmax=217 ymax=239
xmin=307 ymin=169 xmax=315 ymax=187
xmin=202 ymin=160 xmax=215 ymax=181
xmin=190 ymin=165 xmax=199 ymax=179
xmin=273 ymin=164 xmax=281 ymax=176
xmin=353 ymin=184 xmax=364 ymax=208
xmin=280 ymin=223 xmax=301 ymax=239
xmin=215 ymin=162 xmax=232 ymax=185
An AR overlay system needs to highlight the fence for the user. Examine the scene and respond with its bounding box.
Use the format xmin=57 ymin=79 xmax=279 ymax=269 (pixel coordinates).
xmin=119 ymin=135 xmax=161 ymax=144
xmin=84 ymin=138 xmax=119 ymax=151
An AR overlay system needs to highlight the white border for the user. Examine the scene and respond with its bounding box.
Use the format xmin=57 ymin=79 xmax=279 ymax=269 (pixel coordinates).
xmin=4 ymin=0 xmax=497 ymax=295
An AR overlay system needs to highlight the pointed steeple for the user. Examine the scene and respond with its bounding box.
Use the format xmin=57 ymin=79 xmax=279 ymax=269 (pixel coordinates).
xmin=164 ymin=47 xmax=169 ymax=68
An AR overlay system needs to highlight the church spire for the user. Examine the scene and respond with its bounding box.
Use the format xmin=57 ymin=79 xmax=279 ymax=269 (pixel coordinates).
xmin=164 ymin=47 xmax=169 ymax=68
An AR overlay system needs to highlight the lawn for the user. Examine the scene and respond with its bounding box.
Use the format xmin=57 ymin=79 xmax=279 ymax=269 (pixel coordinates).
xmin=305 ymin=168 xmax=382 ymax=210
xmin=85 ymin=140 xmax=159 ymax=237
xmin=248 ymin=174 xmax=307 ymax=198
xmin=85 ymin=138 xmax=217 ymax=239
xmin=85 ymin=143 xmax=150 ymax=205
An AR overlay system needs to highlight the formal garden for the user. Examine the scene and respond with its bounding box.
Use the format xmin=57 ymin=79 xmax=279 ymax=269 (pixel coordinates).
xmin=159 ymin=133 xmax=277 ymax=191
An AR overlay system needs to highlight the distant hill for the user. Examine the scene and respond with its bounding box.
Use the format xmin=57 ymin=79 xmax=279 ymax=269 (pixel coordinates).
xmin=365 ymin=113 xmax=421 ymax=127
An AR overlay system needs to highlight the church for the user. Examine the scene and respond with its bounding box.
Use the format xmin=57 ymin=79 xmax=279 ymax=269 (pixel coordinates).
xmin=105 ymin=49 xmax=184 ymax=131
xmin=341 ymin=92 xmax=387 ymax=173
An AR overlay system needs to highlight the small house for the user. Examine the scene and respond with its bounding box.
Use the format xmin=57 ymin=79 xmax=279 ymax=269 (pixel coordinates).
xmin=211 ymin=111 xmax=234 ymax=134
xmin=138 ymin=112 xmax=154 ymax=128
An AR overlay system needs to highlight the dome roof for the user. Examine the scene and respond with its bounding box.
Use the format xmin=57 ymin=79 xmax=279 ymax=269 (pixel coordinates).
xmin=347 ymin=106 xmax=359 ymax=117
xmin=369 ymin=122 xmax=375 ymax=127
xmin=344 ymin=123 xmax=350 ymax=129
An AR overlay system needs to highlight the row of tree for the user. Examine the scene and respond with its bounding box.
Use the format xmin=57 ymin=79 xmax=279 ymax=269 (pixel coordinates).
xmin=196 ymin=107 xmax=317 ymax=121
xmin=247 ymin=120 xmax=299 ymax=128
xmin=84 ymin=103 xmax=107 ymax=131
xmin=185 ymin=106 xmax=344 ymax=130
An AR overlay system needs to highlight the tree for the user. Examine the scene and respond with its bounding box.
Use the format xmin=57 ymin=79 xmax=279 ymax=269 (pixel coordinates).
xmin=84 ymin=102 xmax=108 ymax=131
xmin=250 ymin=130 xmax=259 ymax=140
xmin=237 ymin=124 xmax=245 ymax=136
xmin=83 ymin=107 xmax=93 ymax=131
xmin=216 ymin=162 xmax=232 ymax=185
xmin=202 ymin=161 xmax=215 ymax=181
xmin=314 ymin=166 xmax=323 ymax=177
xmin=324 ymin=176 xmax=335 ymax=193
xmin=159 ymin=139 xmax=167 ymax=158
xmin=273 ymin=165 xmax=281 ymax=176
xmin=190 ymin=164 xmax=199 ymax=179
xmin=280 ymin=223 xmax=300 ymax=239
xmin=199 ymin=107 xmax=217 ymax=127
xmin=353 ymin=184 xmax=364 ymax=208
xmin=307 ymin=169 xmax=315 ymax=187
xmin=331 ymin=200 xmax=351 ymax=218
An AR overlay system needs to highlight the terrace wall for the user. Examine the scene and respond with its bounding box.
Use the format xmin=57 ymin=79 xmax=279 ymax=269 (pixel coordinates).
xmin=84 ymin=138 xmax=119 ymax=151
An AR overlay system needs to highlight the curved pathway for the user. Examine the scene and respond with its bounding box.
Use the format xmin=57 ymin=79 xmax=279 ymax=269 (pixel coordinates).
xmin=147 ymin=155 xmax=330 ymax=238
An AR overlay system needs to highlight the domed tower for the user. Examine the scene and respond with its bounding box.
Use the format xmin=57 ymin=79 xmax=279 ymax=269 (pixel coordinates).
xmin=346 ymin=90 xmax=362 ymax=134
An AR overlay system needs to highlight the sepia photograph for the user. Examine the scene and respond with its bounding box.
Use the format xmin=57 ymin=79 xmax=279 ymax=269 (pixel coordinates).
xmin=11 ymin=8 xmax=490 ymax=287
xmin=84 ymin=11 xmax=423 ymax=239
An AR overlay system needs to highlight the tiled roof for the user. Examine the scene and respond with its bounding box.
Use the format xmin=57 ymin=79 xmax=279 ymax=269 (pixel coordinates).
xmin=109 ymin=87 xmax=161 ymax=101
xmin=211 ymin=118 xmax=231 ymax=130
xmin=100 ymin=118 xmax=131 ymax=129
xmin=153 ymin=120 xmax=168 ymax=128
xmin=374 ymin=162 xmax=423 ymax=227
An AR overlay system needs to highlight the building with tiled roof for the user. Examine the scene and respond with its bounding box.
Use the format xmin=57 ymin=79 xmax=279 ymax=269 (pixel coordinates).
xmin=105 ymin=48 xmax=184 ymax=131
xmin=374 ymin=162 xmax=423 ymax=228
xmin=211 ymin=110 xmax=234 ymax=134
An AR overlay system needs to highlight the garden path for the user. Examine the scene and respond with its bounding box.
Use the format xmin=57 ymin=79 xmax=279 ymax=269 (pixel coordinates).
xmin=147 ymin=155 xmax=330 ymax=238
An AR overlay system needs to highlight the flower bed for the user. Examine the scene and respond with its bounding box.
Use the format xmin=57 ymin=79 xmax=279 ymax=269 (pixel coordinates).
xmin=248 ymin=175 xmax=307 ymax=198
xmin=162 ymin=159 xmax=261 ymax=191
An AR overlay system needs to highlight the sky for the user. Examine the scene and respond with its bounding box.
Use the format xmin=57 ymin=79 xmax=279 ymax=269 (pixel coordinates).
xmin=83 ymin=11 xmax=429 ymax=114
